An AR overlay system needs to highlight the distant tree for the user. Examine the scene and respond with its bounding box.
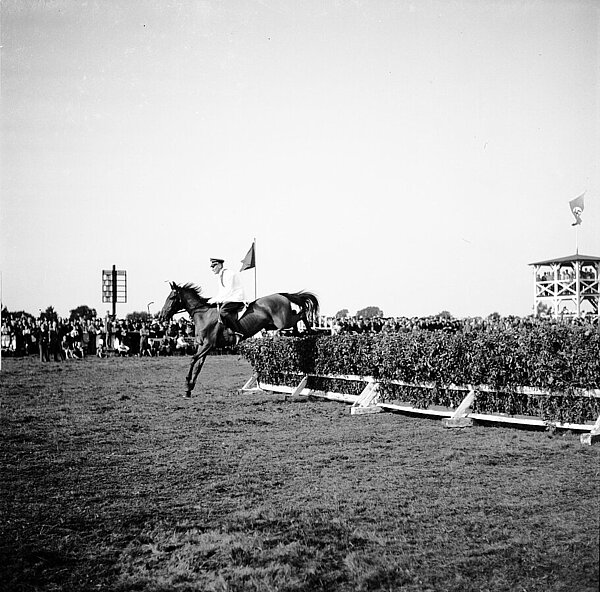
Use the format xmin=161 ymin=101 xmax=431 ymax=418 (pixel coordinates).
xmin=2 ymin=307 xmax=35 ymax=321
xmin=356 ymin=306 xmax=383 ymax=319
xmin=487 ymin=311 xmax=501 ymax=322
xmin=126 ymin=311 xmax=152 ymax=324
xmin=335 ymin=309 xmax=349 ymax=318
xmin=69 ymin=305 xmax=97 ymax=321
xmin=438 ymin=310 xmax=453 ymax=319
xmin=42 ymin=306 xmax=58 ymax=322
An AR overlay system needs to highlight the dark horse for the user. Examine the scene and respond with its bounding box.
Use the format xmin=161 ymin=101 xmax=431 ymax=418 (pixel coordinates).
xmin=159 ymin=282 xmax=319 ymax=397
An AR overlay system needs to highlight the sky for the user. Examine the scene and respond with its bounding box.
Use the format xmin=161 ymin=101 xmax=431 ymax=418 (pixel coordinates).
xmin=1 ymin=0 xmax=599 ymax=320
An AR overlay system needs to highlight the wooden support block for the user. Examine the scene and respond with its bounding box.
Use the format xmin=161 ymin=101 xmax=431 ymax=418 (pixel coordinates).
xmin=350 ymin=382 xmax=381 ymax=415
xmin=442 ymin=388 xmax=476 ymax=429
xmin=442 ymin=416 xmax=474 ymax=428
xmin=239 ymin=375 xmax=261 ymax=393
xmin=350 ymin=405 xmax=382 ymax=415
xmin=580 ymin=432 xmax=600 ymax=445
xmin=288 ymin=375 xmax=309 ymax=399
xmin=580 ymin=414 xmax=600 ymax=445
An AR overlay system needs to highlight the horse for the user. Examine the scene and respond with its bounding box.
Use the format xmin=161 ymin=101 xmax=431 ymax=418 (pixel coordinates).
xmin=158 ymin=282 xmax=320 ymax=397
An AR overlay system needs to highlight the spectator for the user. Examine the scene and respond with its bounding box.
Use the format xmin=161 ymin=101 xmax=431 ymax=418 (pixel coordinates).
xmin=37 ymin=319 xmax=50 ymax=362
xmin=96 ymin=335 xmax=107 ymax=358
xmin=49 ymin=321 xmax=63 ymax=362
xmin=86 ymin=320 xmax=97 ymax=356
xmin=175 ymin=331 xmax=188 ymax=355
xmin=114 ymin=334 xmax=130 ymax=357
xmin=150 ymin=338 xmax=161 ymax=357
xmin=72 ymin=341 xmax=84 ymax=359
xmin=62 ymin=331 xmax=74 ymax=359
xmin=139 ymin=323 xmax=152 ymax=357
xmin=159 ymin=334 xmax=173 ymax=356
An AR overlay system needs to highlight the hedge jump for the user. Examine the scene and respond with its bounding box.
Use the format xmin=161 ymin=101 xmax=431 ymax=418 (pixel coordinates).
xmin=240 ymin=372 xmax=600 ymax=446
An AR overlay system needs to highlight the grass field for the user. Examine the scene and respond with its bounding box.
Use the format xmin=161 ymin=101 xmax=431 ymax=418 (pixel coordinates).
xmin=1 ymin=355 xmax=599 ymax=591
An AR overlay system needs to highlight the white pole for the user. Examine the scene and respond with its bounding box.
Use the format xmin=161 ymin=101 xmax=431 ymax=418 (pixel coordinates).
xmin=1 ymin=271 xmax=3 ymax=371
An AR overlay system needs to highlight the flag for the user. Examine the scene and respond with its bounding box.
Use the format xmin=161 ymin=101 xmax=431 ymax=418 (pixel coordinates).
xmin=569 ymin=193 xmax=585 ymax=226
xmin=240 ymin=242 xmax=255 ymax=271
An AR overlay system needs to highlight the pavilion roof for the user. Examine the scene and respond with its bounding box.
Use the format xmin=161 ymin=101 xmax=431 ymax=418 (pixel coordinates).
xmin=529 ymin=253 xmax=600 ymax=266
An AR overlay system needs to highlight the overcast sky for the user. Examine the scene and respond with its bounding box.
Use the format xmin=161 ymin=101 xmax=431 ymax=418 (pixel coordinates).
xmin=1 ymin=0 xmax=599 ymax=319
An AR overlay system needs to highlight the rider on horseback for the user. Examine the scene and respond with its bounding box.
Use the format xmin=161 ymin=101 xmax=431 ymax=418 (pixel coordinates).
xmin=207 ymin=257 xmax=245 ymax=344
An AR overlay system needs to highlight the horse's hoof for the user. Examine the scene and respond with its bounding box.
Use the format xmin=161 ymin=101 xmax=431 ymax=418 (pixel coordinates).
xmin=183 ymin=392 xmax=192 ymax=398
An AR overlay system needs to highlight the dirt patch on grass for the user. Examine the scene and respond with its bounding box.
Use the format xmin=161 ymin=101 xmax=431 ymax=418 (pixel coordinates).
xmin=1 ymin=355 xmax=599 ymax=591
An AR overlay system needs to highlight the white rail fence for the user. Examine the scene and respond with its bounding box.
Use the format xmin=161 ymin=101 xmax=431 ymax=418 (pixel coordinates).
xmin=240 ymin=372 xmax=600 ymax=446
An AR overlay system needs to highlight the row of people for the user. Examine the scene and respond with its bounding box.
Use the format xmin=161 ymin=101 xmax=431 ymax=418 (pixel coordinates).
xmin=0 ymin=315 xmax=200 ymax=359
xmin=2 ymin=308 xmax=598 ymax=359
xmin=315 ymin=312 xmax=598 ymax=335
xmin=537 ymin=268 xmax=597 ymax=281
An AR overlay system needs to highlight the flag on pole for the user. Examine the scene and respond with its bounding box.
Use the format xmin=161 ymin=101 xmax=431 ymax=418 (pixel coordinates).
xmin=569 ymin=193 xmax=585 ymax=226
xmin=240 ymin=242 xmax=256 ymax=271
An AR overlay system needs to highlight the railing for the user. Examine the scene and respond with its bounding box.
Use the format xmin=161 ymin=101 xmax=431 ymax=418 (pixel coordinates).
xmin=240 ymin=372 xmax=600 ymax=446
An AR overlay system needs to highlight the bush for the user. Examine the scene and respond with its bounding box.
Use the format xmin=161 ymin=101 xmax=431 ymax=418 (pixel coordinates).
xmin=239 ymin=325 xmax=600 ymax=424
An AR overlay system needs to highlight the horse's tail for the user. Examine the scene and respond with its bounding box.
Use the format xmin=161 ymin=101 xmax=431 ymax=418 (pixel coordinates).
xmin=280 ymin=291 xmax=320 ymax=326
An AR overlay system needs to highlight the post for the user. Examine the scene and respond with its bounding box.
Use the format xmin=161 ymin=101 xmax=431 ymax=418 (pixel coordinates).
xmin=253 ymin=239 xmax=257 ymax=299
xmin=533 ymin=265 xmax=538 ymax=316
xmin=597 ymin=262 xmax=600 ymax=321
xmin=580 ymin=414 xmax=600 ymax=445
xmin=112 ymin=265 xmax=117 ymax=319
xmin=552 ymin=263 xmax=559 ymax=318
xmin=575 ymin=260 xmax=581 ymax=318
xmin=0 ymin=271 xmax=2 ymax=371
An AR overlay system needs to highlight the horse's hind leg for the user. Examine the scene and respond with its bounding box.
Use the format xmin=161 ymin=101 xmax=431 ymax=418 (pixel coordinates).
xmin=302 ymin=314 xmax=314 ymax=334
xmin=299 ymin=313 xmax=314 ymax=334
xmin=286 ymin=312 xmax=302 ymax=336
xmin=290 ymin=312 xmax=313 ymax=335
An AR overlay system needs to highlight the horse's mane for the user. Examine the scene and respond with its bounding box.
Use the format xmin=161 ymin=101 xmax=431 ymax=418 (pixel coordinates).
xmin=176 ymin=282 xmax=212 ymax=305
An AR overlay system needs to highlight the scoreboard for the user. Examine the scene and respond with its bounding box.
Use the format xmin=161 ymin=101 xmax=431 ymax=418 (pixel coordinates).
xmin=102 ymin=268 xmax=127 ymax=304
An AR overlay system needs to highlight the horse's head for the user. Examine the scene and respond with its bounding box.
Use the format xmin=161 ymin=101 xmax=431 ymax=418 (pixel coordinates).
xmin=159 ymin=282 xmax=184 ymax=321
xmin=159 ymin=282 xmax=209 ymax=321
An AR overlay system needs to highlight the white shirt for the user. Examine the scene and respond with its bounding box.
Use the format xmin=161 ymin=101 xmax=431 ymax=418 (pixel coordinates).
xmin=209 ymin=267 xmax=245 ymax=303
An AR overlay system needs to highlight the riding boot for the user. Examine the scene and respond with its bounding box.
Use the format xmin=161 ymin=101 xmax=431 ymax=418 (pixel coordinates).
xmin=222 ymin=315 xmax=244 ymax=342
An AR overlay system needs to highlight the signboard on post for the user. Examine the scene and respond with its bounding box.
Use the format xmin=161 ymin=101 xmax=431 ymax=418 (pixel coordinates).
xmin=102 ymin=265 xmax=127 ymax=318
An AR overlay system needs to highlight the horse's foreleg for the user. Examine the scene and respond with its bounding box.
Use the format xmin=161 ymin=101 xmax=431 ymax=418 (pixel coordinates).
xmin=188 ymin=353 xmax=209 ymax=394
xmin=184 ymin=343 xmax=213 ymax=397
xmin=185 ymin=357 xmax=198 ymax=395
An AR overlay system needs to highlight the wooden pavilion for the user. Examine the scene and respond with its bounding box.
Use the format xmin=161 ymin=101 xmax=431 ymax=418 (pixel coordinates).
xmin=529 ymin=254 xmax=600 ymax=319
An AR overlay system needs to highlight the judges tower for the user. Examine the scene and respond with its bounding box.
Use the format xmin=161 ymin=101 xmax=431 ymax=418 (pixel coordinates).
xmin=529 ymin=254 xmax=600 ymax=319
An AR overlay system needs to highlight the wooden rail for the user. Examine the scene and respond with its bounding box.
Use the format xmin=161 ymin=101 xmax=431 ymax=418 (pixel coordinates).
xmin=240 ymin=373 xmax=600 ymax=445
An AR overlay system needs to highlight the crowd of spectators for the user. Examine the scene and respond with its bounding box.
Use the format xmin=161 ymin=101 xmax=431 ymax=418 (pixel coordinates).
xmin=536 ymin=267 xmax=597 ymax=282
xmin=2 ymin=309 xmax=598 ymax=361
xmin=0 ymin=314 xmax=203 ymax=361
xmin=316 ymin=312 xmax=599 ymax=336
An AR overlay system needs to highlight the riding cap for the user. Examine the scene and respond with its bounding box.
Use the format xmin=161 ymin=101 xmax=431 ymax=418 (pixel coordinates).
xmin=210 ymin=257 xmax=224 ymax=265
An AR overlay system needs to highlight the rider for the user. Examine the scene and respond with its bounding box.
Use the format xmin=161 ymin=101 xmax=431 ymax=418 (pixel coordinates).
xmin=207 ymin=257 xmax=245 ymax=343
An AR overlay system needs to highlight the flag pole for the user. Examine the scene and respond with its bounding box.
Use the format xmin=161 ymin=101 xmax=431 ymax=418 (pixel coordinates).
xmin=253 ymin=238 xmax=257 ymax=299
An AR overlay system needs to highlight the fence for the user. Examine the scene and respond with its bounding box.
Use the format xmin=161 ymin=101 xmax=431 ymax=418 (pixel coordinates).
xmin=240 ymin=372 xmax=600 ymax=446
